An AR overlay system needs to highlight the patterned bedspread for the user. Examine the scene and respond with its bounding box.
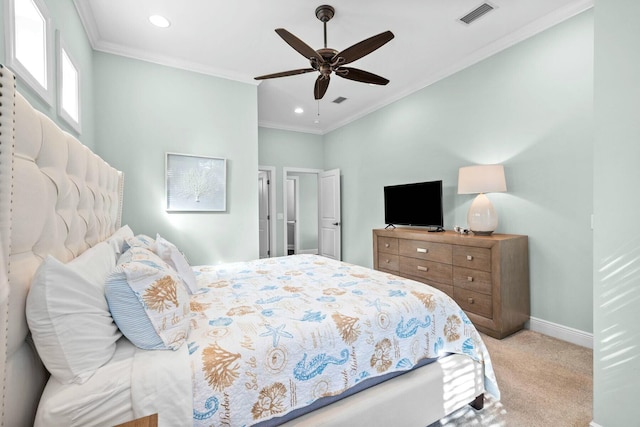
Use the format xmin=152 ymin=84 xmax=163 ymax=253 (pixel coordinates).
xmin=188 ymin=254 xmax=498 ymax=426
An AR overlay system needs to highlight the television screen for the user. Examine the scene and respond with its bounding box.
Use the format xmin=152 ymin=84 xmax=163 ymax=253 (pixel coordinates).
xmin=384 ymin=180 xmax=443 ymax=228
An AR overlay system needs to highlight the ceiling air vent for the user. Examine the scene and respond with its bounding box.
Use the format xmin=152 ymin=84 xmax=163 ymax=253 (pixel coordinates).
xmin=332 ymin=96 xmax=347 ymax=104
xmin=460 ymin=3 xmax=494 ymax=25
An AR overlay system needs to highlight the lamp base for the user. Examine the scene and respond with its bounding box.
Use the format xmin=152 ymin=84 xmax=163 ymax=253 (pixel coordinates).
xmin=471 ymin=230 xmax=494 ymax=236
xmin=467 ymin=193 xmax=498 ymax=235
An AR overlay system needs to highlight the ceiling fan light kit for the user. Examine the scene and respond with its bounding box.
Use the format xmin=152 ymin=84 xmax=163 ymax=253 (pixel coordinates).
xmin=254 ymin=4 xmax=394 ymax=100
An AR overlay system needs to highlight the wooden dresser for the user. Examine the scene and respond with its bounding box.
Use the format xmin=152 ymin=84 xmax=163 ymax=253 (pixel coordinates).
xmin=373 ymin=228 xmax=529 ymax=339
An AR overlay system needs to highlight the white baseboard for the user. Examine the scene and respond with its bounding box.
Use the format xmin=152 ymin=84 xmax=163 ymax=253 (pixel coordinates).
xmin=526 ymin=316 xmax=593 ymax=349
xmin=590 ymin=421 xmax=602 ymax=427
xmin=297 ymin=249 xmax=318 ymax=255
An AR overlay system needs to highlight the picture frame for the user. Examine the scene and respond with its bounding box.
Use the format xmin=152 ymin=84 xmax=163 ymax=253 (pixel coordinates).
xmin=165 ymin=152 xmax=227 ymax=212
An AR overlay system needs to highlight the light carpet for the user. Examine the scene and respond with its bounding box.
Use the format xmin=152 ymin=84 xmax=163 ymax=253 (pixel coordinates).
xmin=428 ymin=330 xmax=593 ymax=427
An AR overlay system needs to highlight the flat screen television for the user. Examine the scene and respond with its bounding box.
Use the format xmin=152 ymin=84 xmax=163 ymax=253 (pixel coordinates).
xmin=384 ymin=180 xmax=444 ymax=230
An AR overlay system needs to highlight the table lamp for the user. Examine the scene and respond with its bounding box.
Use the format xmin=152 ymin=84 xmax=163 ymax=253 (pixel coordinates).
xmin=457 ymin=164 xmax=507 ymax=235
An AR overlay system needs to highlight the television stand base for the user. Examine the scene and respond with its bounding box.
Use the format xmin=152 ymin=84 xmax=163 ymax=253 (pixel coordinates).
xmin=428 ymin=226 xmax=445 ymax=232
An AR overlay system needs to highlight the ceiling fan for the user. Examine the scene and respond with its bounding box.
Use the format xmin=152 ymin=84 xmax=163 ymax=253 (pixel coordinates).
xmin=254 ymin=5 xmax=394 ymax=100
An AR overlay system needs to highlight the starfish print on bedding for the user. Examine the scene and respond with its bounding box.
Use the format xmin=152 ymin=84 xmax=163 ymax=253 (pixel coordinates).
xmin=260 ymin=324 xmax=294 ymax=347
xmin=366 ymin=298 xmax=390 ymax=312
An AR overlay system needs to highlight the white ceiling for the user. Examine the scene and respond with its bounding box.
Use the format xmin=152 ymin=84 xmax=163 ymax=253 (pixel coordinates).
xmin=73 ymin=0 xmax=592 ymax=135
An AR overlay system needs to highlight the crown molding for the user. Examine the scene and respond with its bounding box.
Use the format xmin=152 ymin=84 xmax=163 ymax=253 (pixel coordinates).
xmin=73 ymin=0 xmax=593 ymax=135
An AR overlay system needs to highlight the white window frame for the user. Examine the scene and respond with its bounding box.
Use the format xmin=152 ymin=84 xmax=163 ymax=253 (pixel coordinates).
xmin=57 ymin=32 xmax=82 ymax=134
xmin=4 ymin=0 xmax=54 ymax=105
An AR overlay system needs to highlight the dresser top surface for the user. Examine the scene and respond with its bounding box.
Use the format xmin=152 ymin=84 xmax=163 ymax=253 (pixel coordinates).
xmin=373 ymin=228 xmax=527 ymax=244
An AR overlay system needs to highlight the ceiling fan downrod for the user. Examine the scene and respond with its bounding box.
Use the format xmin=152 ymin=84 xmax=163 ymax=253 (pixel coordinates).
xmin=315 ymin=5 xmax=335 ymax=49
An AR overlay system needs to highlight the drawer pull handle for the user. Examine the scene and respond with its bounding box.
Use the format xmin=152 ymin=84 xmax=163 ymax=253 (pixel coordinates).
xmin=468 ymin=297 xmax=474 ymax=304
xmin=385 ymin=259 xmax=391 ymax=264
xmin=467 ymin=276 xmax=473 ymax=282
xmin=385 ymin=243 xmax=390 ymax=248
xmin=417 ymin=248 xmax=428 ymax=253
xmin=417 ymin=266 xmax=428 ymax=272
xmin=466 ymin=255 xmax=473 ymax=261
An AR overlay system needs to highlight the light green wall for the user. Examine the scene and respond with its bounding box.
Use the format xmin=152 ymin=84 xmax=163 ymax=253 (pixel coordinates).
xmin=258 ymin=127 xmax=324 ymax=256
xmin=593 ymin=1 xmax=640 ymax=425
xmin=322 ymin=11 xmax=594 ymax=333
xmin=94 ymin=52 xmax=259 ymax=265
xmin=0 ymin=0 xmax=96 ymax=148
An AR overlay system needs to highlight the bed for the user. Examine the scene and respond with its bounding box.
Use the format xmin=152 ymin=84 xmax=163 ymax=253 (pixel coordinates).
xmin=0 ymin=64 xmax=497 ymax=426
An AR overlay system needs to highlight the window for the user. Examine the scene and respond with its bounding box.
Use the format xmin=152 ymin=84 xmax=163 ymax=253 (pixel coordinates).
xmin=4 ymin=0 xmax=53 ymax=104
xmin=57 ymin=33 xmax=81 ymax=133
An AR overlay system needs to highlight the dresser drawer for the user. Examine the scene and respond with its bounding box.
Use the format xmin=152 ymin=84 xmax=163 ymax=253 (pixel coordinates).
xmin=424 ymin=281 xmax=454 ymax=298
xmin=399 ymin=257 xmax=452 ymax=284
xmin=378 ymin=237 xmax=399 ymax=254
xmin=454 ymin=288 xmax=492 ymax=318
xmin=399 ymin=239 xmax=452 ymax=263
xmin=453 ymin=246 xmax=491 ymax=272
xmin=453 ymin=267 xmax=492 ymax=295
xmin=378 ymin=253 xmax=399 ymax=272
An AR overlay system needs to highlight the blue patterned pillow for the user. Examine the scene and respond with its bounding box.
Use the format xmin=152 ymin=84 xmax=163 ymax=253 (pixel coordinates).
xmin=105 ymin=247 xmax=190 ymax=350
xmin=122 ymin=234 xmax=155 ymax=252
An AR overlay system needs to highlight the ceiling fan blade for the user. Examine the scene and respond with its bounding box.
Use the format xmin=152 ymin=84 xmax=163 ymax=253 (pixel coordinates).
xmin=335 ymin=67 xmax=389 ymax=85
xmin=275 ymin=28 xmax=324 ymax=63
xmin=314 ymin=76 xmax=330 ymax=100
xmin=255 ymin=68 xmax=316 ymax=80
xmin=333 ymin=30 xmax=395 ymax=66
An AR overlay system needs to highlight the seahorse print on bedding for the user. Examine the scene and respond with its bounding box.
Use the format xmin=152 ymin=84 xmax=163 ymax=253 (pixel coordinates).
xmin=293 ymin=349 xmax=350 ymax=381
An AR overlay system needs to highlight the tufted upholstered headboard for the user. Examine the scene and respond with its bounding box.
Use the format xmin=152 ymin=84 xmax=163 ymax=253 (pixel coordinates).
xmin=0 ymin=65 xmax=123 ymax=426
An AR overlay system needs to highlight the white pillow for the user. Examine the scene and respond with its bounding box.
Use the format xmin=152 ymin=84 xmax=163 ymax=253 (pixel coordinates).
xmin=105 ymin=247 xmax=190 ymax=350
xmin=154 ymin=234 xmax=198 ymax=294
xmin=26 ymin=242 xmax=122 ymax=384
xmin=106 ymin=225 xmax=135 ymax=255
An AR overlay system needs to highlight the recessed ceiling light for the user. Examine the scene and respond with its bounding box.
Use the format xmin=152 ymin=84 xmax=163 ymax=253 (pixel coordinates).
xmin=294 ymin=107 xmax=304 ymax=114
xmin=149 ymin=15 xmax=171 ymax=28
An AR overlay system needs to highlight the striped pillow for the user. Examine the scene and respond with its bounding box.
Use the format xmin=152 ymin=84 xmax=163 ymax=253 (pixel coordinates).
xmin=105 ymin=247 xmax=190 ymax=350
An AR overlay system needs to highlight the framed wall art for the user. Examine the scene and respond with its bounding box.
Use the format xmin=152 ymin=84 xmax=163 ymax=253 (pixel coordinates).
xmin=165 ymin=152 xmax=227 ymax=212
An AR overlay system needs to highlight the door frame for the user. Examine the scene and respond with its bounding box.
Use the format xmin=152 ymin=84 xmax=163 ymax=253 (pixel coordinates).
xmin=283 ymin=167 xmax=322 ymax=257
xmin=258 ymin=166 xmax=276 ymax=258
xmin=286 ymin=175 xmax=300 ymax=254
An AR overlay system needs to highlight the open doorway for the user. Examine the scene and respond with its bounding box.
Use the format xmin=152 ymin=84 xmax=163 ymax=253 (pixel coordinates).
xmin=283 ymin=168 xmax=342 ymax=260
xmin=286 ymin=173 xmax=317 ymax=255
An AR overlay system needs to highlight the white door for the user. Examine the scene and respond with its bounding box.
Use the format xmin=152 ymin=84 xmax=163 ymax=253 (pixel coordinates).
xmin=258 ymin=171 xmax=270 ymax=258
xmin=319 ymin=169 xmax=341 ymax=260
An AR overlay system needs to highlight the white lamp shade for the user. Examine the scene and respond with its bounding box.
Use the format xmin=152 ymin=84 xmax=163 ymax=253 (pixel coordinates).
xmin=458 ymin=165 xmax=507 ymax=194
